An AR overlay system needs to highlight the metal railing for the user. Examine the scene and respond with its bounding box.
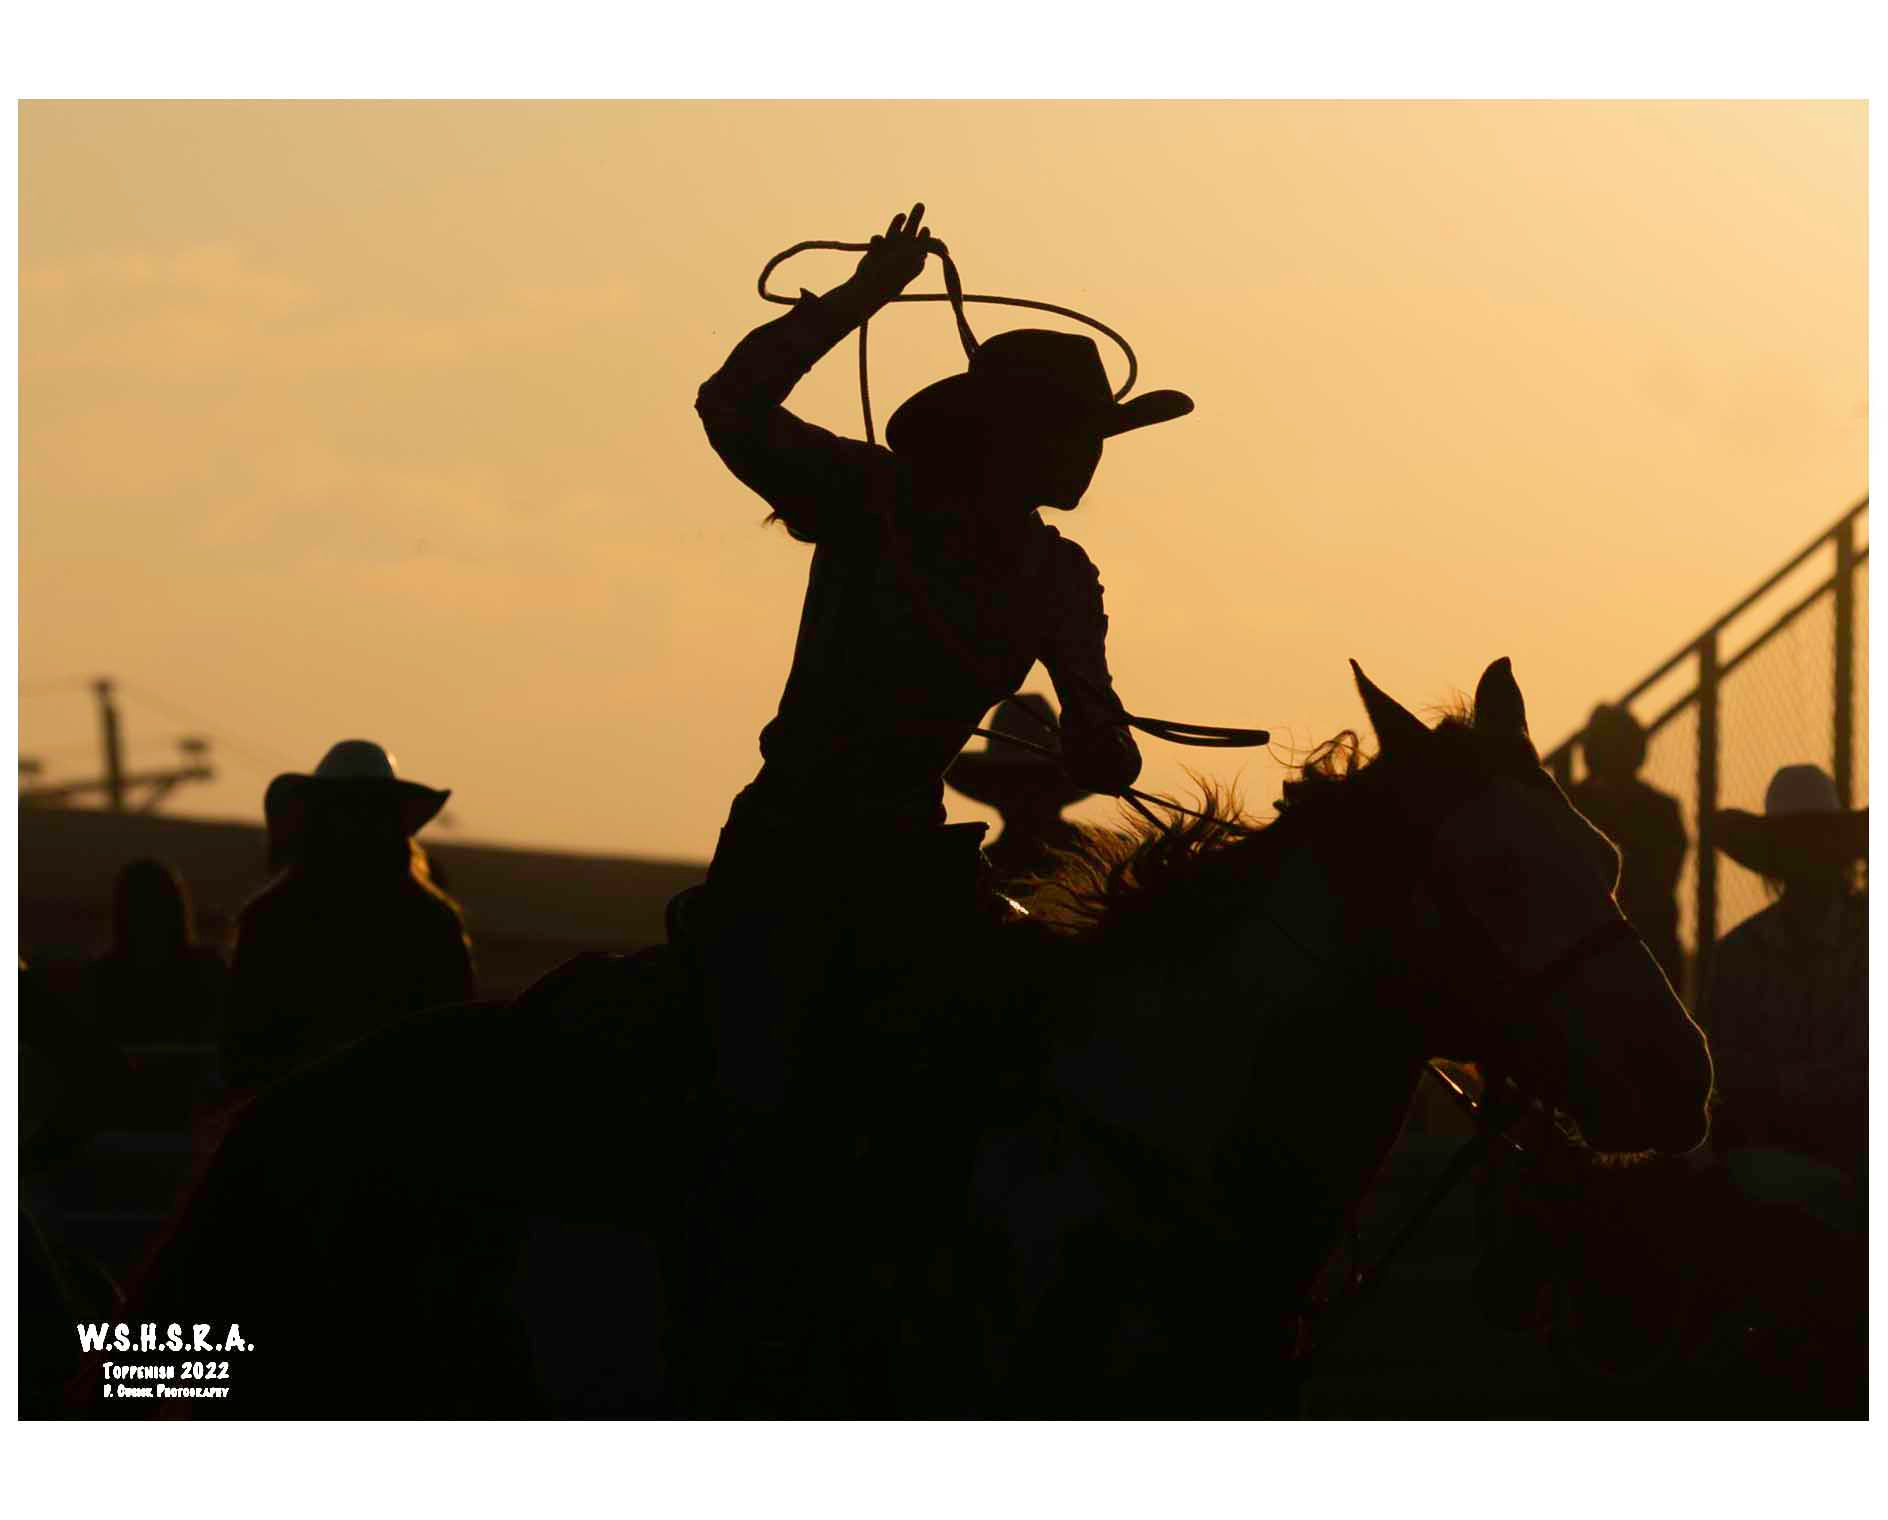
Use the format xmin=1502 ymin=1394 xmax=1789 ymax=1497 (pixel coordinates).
xmin=1543 ymin=499 xmax=1868 ymax=1003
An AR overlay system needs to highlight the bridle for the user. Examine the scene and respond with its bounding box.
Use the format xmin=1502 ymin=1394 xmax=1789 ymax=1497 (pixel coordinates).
xmin=965 ymin=706 xmax=1654 ymax=1387
xmin=1295 ymin=772 xmax=1649 ymax=1370
xmin=1398 ymin=770 xmax=1647 ymax=1022
xmin=987 ymin=733 xmax=1649 ymax=1378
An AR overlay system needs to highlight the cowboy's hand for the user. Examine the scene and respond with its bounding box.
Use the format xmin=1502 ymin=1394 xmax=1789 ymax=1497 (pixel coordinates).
xmin=851 ymin=202 xmax=942 ymax=302
xmin=1062 ymin=723 xmax=1142 ymax=796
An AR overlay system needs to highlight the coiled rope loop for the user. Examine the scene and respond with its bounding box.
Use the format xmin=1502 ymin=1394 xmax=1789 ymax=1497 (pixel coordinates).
xmin=758 ymin=237 xmax=1271 ymax=823
xmin=971 ymin=696 xmax=1270 ymax=835
xmin=758 ymin=240 xmax=1142 ymax=444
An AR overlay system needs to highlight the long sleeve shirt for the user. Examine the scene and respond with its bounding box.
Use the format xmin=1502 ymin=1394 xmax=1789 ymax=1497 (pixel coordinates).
xmin=697 ymin=287 xmax=1141 ymax=835
xmin=1703 ymin=891 xmax=1866 ymax=1169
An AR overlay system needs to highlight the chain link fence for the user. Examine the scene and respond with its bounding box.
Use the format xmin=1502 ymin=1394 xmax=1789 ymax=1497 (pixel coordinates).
xmin=1547 ymin=500 xmax=1867 ymax=1008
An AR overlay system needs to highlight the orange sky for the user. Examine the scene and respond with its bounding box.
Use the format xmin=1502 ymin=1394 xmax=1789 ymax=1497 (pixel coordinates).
xmin=18 ymin=101 xmax=1867 ymax=860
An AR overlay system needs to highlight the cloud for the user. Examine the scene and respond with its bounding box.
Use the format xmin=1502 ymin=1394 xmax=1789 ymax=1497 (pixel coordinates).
xmin=23 ymin=243 xmax=645 ymax=384
xmin=24 ymin=243 xmax=319 ymax=312
xmin=22 ymin=243 xmax=680 ymax=585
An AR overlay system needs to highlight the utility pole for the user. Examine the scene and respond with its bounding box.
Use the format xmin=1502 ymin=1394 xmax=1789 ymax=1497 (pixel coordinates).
xmin=96 ymin=678 xmax=126 ymax=811
xmin=19 ymin=678 xmax=215 ymax=812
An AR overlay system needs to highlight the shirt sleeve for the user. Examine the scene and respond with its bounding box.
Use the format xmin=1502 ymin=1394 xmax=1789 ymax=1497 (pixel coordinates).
xmin=1040 ymin=536 xmax=1142 ymax=795
xmin=695 ymin=289 xmax=902 ymax=544
xmin=1778 ymin=926 xmax=1868 ymax=1112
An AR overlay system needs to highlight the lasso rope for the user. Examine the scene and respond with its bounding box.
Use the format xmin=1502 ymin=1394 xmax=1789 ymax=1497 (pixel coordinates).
xmin=759 ymin=236 xmax=1271 ymax=808
xmin=758 ymin=240 xmax=1143 ymax=442
xmin=972 ymin=700 xmax=1266 ymax=835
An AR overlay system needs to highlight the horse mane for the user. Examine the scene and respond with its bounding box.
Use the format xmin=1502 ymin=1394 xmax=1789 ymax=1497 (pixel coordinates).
xmin=1037 ymin=704 xmax=1488 ymax=957
xmin=1038 ymin=729 xmax=1373 ymax=946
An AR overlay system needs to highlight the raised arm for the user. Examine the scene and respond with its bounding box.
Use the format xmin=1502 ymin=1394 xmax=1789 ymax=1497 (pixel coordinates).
xmin=1041 ymin=538 xmax=1143 ymax=795
xmin=695 ymin=203 xmax=939 ymax=543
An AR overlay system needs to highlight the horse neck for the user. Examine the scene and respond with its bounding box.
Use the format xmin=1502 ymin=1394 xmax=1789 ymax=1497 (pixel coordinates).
xmin=1054 ymin=786 xmax=1429 ymax=1223
xmin=1212 ymin=791 xmax=1430 ymax=1198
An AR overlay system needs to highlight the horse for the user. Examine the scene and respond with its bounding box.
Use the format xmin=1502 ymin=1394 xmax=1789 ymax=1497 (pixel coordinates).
xmin=104 ymin=657 xmax=1713 ymax=1417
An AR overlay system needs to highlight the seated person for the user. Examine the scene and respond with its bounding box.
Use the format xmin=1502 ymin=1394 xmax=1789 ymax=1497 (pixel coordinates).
xmin=1703 ymin=764 xmax=1866 ymax=1181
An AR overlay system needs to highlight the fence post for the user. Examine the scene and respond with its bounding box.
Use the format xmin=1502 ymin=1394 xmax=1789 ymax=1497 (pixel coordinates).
xmin=1833 ymin=514 xmax=1856 ymax=809
xmin=1693 ymin=633 xmax=1719 ymax=1007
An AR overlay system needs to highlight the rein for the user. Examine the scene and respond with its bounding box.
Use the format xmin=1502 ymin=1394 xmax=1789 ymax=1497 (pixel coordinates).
xmin=1294 ymin=787 xmax=1649 ymax=1373
xmin=1295 ymin=1063 xmax=1531 ymax=1373
xmin=1019 ymin=751 xmax=1643 ymax=1375
xmin=970 ymin=699 xmax=1271 ymax=830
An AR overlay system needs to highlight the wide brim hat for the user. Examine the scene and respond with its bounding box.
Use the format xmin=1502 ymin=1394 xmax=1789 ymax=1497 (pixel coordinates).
xmin=886 ymin=328 xmax=1192 ymax=459
xmin=1714 ymin=807 xmax=1868 ymax=879
xmin=1581 ymin=702 xmax=1649 ymax=776
xmin=946 ymin=693 xmax=1092 ymax=812
xmin=1712 ymin=763 xmax=1866 ymax=879
xmin=271 ymin=739 xmax=450 ymax=838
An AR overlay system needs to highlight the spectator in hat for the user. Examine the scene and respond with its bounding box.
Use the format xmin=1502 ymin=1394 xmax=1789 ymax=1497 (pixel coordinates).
xmin=1567 ymin=703 xmax=1687 ymax=986
xmin=946 ymin=692 xmax=1092 ymax=892
xmin=1703 ymin=764 xmax=1866 ymax=1179
xmin=222 ymin=741 xmax=475 ymax=1092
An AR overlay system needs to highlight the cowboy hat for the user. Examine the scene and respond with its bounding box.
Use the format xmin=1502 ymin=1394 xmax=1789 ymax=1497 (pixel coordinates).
xmin=270 ymin=740 xmax=450 ymax=838
xmin=886 ymin=329 xmax=1193 ymax=459
xmin=1581 ymin=702 xmax=1648 ymax=778
xmin=1712 ymin=764 xmax=1867 ymax=880
xmin=946 ymin=693 xmax=1092 ymax=812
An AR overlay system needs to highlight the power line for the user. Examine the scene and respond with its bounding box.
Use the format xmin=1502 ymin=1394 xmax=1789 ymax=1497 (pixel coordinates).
xmin=112 ymin=680 xmax=302 ymax=775
xmin=15 ymin=739 xmax=102 ymax=765
xmin=19 ymin=676 xmax=297 ymax=803
xmin=18 ymin=676 xmax=95 ymax=699
xmin=21 ymin=679 xmax=214 ymax=814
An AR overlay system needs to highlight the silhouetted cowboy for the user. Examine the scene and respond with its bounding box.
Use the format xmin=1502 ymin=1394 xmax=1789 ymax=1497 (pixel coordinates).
xmin=695 ymin=201 xmax=1189 ymax=1114
xmin=222 ymin=741 xmax=474 ymax=1091
xmin=946 ymin=692 xmax=1091 ymax=891
xmin=1567 ymin=703 xmax=1686 ymax=986
xmin=690 ymin=204 xmax=1191 ymax=1410
xmin=1703 ymin=764 xmax=1866 ymax=1179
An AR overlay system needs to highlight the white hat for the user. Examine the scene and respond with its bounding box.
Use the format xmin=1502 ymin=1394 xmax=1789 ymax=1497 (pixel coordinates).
xmin=1714 ymin=763 xmax=1864 ymax=879
xmin=272 ymin=740 xmax=450 ymax=836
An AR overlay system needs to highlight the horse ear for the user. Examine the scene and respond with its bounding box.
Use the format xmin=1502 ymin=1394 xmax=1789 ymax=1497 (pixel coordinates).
xmin=1474 ymin=656 xmax=1530 ymax=737
xmin=1350 ymin=659 xmax=1428 ymax=755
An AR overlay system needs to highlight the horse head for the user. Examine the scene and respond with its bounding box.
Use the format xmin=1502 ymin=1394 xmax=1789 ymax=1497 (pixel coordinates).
xmin=1352 ymin=656 xmax=1713 ymax=1156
